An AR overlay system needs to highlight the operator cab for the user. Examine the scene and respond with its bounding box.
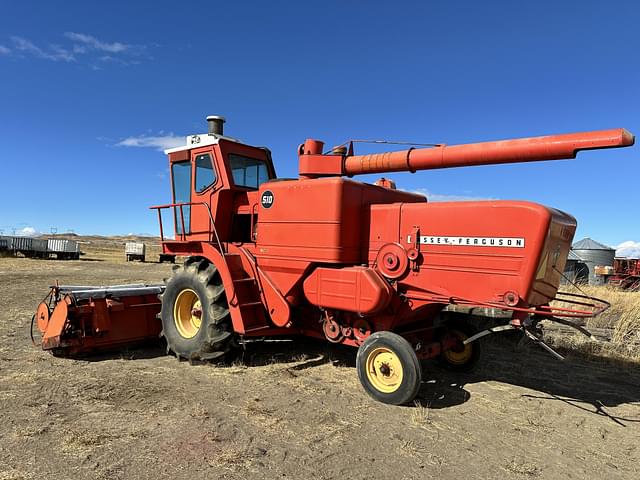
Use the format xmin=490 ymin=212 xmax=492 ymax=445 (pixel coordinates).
xmin=161 ymin=116 xmax=276 ymax=247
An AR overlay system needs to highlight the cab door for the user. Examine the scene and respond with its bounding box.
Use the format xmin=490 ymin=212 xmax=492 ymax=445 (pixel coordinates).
xmin=171 ymin=160 xmax=192 ymax=236
xmin=189 ymin=147 xmax=219 ymax=240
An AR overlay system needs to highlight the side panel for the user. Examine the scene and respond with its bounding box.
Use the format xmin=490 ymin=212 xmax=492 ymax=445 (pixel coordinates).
xmin=47 ymin=239 xmax=79 ymax=253
xmin=528 ymin=208 xmax=576 ymax=305
xmin=256 ymin=178 xmax=364 ymax=263
xmin=369 ymin=201 xmax=575 ymax=306
xmin=256 ymin=178 xmax=425 ymax=264
xmin=303 ymin=266 xmax=393 ymax=314
xmin=250 ymin=256 xmax=313 ymax=303
xmin=125 ymin=242 xmax=145 ymax=255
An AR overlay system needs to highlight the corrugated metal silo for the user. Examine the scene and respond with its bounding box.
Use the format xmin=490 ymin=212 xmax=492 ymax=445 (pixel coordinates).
xmin=563 ymin=250 xmax=589 ymax=284
xmin=571 ymin=238 xmax=615 ymax=285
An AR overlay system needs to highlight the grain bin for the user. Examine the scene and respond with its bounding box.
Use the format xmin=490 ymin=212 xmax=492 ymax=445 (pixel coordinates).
xmin=571 ymin=238 xmax=615 ymax=285
xmin=562 ymin=250 xmax=589 ymax=284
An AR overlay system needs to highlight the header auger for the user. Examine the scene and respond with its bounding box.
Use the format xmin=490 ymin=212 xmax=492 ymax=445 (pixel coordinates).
xmin=33 ymin=117 xmax=635 ymax=405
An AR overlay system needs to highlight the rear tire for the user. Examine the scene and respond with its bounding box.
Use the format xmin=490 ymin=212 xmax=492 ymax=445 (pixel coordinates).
xmin=356 ymin=331 xmax=422 ymax=405
xmin=160 ymin=257 xmax=234 ymax=361
xmin=436 ymin=316 xmax=482 ymax=372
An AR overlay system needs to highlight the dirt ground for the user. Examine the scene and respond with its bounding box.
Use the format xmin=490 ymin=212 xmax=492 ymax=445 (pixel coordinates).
xmin=1 ymin=253 xmax=639 ymax=480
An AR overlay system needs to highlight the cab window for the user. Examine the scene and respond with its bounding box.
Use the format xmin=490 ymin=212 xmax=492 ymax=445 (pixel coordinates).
xmin=229 ymin=154 xmax=270 ymax=190
xmin=171 ymin=161 xmax=191 ymax=234
xmin=195 ymin=153 xmax=216 ymax=192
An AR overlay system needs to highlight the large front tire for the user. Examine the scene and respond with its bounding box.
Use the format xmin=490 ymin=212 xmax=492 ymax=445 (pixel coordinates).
xmin=356 ymin=331 xmax=422 ymax=405
xmin=160 ymin=258 xmax=234 ymax=361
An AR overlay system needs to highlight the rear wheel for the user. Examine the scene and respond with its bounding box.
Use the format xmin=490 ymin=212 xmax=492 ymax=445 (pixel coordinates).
xmin=437 ymin=317 xmax=482 ymax=372
xmin=356 ymin=331 xmax=422 ymax=405
xmin=160 ymin=257 xmax=234 ymax=361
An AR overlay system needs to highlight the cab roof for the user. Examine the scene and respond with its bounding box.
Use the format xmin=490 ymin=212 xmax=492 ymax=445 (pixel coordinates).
xmin=164 ymin=133 xmax=241 ymax=155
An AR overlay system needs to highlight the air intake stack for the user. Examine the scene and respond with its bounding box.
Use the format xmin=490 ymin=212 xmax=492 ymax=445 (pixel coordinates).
xmin=207 ymin=115 xmax=226 ymax=136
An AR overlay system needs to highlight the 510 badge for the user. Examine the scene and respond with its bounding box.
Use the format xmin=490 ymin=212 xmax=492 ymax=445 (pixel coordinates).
xmin=261 ymin=190 xmax=274 ymax=209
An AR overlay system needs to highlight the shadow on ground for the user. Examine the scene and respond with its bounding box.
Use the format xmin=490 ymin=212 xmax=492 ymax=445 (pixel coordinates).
xmin=239 ymin=336 xmax=640 ymax=427
xmin=59 ymin=334 xmax=640 ymax=421
xmin=415 ymin=339 xmax=640 ymax=427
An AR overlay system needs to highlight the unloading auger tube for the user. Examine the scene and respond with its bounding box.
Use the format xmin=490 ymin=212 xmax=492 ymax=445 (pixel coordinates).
xmin=298 ymin=128 xmax=635 ymax=177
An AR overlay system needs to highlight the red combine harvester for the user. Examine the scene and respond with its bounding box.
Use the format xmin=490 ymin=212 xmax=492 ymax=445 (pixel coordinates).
xmin=33 ymin=117 xmax=635 ymax=404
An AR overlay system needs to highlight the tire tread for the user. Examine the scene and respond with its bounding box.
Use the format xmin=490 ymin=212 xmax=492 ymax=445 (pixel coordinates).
xmin=160 ymin=256 xmax=234 ymax=361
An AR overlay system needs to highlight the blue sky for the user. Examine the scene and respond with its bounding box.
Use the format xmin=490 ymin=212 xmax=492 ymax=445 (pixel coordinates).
xmin=0 ymin=1 xmax=638 ymax=252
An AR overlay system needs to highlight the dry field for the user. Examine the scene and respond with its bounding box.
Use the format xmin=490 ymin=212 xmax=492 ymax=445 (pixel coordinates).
xmin=1 ymin=238 xmax=639 ymax=479
xmin=547 ymin=285 xmax=640 ymax=362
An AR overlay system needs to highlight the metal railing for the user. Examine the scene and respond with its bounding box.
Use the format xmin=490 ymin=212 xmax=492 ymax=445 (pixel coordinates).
xmin=149 ymin=202 xmax=225 ymax=254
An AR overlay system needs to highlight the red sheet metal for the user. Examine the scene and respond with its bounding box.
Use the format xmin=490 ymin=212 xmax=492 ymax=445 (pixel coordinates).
xmin=34 ymin=286 xmax=163 ymax=355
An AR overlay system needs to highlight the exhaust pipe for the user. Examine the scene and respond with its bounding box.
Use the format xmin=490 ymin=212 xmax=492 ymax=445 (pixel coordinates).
xmin=207 ymin=115 xmax=226 ymax=136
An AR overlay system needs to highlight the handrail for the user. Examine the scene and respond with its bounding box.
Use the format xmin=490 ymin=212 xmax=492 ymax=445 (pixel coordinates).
xmin=149 ymin=202 xmax=225 ymax=254
xmin=250 ymin=202 xmax=259 ymax=242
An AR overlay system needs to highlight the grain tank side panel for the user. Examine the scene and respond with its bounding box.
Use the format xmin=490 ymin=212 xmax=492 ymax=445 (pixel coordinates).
xmin=368 ymin=201 xmax=573 ymax=307
xmin=255 ymin=178 xmax=425 ymax=264
xmin=256 ymin=178 xmax=363 ymax=263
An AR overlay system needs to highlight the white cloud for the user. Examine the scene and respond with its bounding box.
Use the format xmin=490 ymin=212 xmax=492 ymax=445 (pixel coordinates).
xmin=3 ymin=33 xmax=149 ymax=67
xmin=64 ymin=32 xmax=129 ymax=53
xmin=10 ymin=36 xmax=75 ymax=62
xmin=16 ymin=227 xmax=38 ymax=237
xmin=616 ymin=240 xmax=640 ymax=258
xmin=410 ymin=188 xmax=495 ymax=202
xmin=116 ymin=134 xmax=184 ymax=151
xmin=49 ymin=44 xmax=75 ymax=62
xmin=98 ymin=55 xmax=140 ymax=66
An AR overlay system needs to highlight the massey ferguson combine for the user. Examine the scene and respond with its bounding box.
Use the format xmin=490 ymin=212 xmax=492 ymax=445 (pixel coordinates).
xmin=33 ymin=117 xmax=634 ymax=405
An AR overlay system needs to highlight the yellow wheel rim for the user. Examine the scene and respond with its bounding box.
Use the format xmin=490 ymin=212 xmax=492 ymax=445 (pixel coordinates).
xmin=365 ymin=347 xmax=404 ymax=393
xmin=173 ymin=289 xmax=202 ymax=339
xmin=443 ymin=330 xmax=473 ymax=365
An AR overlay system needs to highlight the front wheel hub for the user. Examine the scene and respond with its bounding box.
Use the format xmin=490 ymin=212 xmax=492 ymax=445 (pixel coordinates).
xmin=173 ymin=289 xmax=202 ymax=339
